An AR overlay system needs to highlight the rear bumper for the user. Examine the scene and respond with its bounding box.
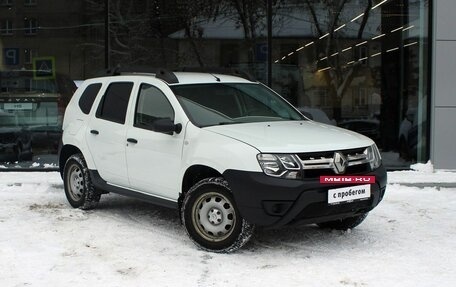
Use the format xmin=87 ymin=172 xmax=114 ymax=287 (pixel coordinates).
xmin=223 ymin=165 xmax=387 ymax=228
xmin=0 ymin=143 xmax=16 ymax=160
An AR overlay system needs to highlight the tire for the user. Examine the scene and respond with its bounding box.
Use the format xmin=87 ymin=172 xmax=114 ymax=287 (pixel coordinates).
xmin=63 ymin=153 xmax=100 ymax=210
xmin=14 ymin=142 xmax=33 ymax=161
xmin=181 ymin=177 xmax=255 ymax=253
xmin=317 ymin=213 xmax=368 ymax=231
xmin=14 ymin=144 xmax=23 ymax=161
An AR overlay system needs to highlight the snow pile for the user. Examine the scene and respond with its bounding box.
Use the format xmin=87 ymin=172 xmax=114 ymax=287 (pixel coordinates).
xmin=410 ymin=160 xmax=434 ymax=173
xmin=389 ymin=162 xmax=456 ymax=184
xmin=44 ymin=163 xmax=57 ymax=168
xmin=0 ymin=171 xmax=455 ymax=286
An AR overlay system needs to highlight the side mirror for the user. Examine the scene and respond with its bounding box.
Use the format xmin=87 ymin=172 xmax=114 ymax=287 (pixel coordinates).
xmin=153 ymin=118 xmax=182 ymax=135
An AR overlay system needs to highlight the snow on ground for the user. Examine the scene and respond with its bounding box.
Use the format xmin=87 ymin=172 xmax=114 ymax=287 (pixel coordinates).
xmin=1 ymin=171 xmax=456 ymax=287
xmin=388 ymin=162 xmax=456 ymax=184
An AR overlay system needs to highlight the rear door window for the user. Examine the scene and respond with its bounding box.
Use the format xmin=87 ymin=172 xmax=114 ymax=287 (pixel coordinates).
xmin=96 ymin=82 xmax=133 ymax=124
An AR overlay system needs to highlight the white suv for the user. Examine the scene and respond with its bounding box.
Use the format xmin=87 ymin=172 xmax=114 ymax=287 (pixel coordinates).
xmin=60 ymin=70 xmax=387 ymax=252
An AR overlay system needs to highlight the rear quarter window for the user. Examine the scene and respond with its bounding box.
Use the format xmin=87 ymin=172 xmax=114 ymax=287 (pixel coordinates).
xmin=78 ymin=83 xmax=102 ymax=114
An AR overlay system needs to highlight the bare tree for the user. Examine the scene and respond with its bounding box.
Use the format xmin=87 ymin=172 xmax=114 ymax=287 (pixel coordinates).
xmin=304 ymin=0 xmax=373 ymax=120
xmin=173 ymin=0 xmax=270 ymax=67
xmin=84 ymin=0 xmax=153 ymax=67
xmin=174 ymin=0 xmax=223 ymax=67
xmin=225 ymin=0 xmax=267 ymax=63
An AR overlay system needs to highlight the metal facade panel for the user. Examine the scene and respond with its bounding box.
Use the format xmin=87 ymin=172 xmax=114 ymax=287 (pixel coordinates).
xmin=434 ymin=41 xmax=456 ymax=107
xmin=433 ymin=108 xmax=456 ymax=169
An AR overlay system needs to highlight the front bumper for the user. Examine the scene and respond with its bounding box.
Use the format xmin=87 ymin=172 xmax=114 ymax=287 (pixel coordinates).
xmin=223 ymin=165 xmax=387 ymax=228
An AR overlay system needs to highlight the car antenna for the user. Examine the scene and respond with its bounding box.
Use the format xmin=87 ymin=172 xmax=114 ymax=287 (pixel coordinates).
xmin=210 ymin=73 xmax=220 ymax=82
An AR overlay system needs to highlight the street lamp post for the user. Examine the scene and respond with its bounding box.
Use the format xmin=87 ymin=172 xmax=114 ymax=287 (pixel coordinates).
xmin=104 ymin=0 xmax=110 ymax=70
xmin=267 ymin=0 xmax=272 ymax=87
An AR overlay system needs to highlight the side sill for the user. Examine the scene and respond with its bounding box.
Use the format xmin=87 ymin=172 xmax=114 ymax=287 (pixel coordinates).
xmin=89 ymin=170 xmax=178 ymax=210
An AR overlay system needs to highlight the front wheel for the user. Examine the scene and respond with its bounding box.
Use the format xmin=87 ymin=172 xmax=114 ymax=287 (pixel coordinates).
xmin=63 ymin=153 xmax=100 ymax=210
xmin=181 ymin=177 xmax=254 ymax=253
xmin=317 ymin=213 xmax=368 ymax=230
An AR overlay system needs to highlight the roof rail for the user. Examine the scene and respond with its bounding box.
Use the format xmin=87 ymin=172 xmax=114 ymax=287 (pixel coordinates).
xmin=106 ymin=65 xmax=122 ymax=76
xmin=104 ymin=66 xmax=179 ymax=84
xmin=180 ymin=67 xmax=256 ymax=82
xmin=104 ymin=65 xmax=255 ymax=84
xmin=155 ymin=68 xmax=179 ymax=84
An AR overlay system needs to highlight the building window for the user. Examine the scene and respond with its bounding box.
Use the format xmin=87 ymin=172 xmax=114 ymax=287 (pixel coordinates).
xmin=24 ymin=0 xmax=37 ymax=6
xmin=0 ymin=19 xmax=13 ymax=35
xmin=24 ymin=18 xmax=38 ymax=35
xmin=353 ymin=87 xmax=368 ymax=111
xmin=0 ymin=0 xmax=12 ymax=7
xmin=24 ymin=48 xmax=37 ymax=64
xmin=358 ymin=46 xmax=369 ymax=66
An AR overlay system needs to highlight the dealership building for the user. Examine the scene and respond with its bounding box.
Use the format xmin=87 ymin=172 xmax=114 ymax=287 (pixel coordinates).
xmin=0 ymin=0 xmax=454 ymax=170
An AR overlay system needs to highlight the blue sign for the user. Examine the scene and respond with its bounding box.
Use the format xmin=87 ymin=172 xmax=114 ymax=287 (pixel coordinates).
xmin=4 ymin=48 xmax=19 ymax=66
xmin=255 ymin=43 xmax=268 ymax=62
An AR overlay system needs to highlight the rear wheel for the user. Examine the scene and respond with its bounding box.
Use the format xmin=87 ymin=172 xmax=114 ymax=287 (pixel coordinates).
xmin=317 ymin=213 xmax=368 ymax=230
xmin=63 ymin=153 xmax=100 ymax=210
xmin=14 ymin=144 xmax=23 ymax=161
xmin=181 ymin=177 xmax=254 ymax=253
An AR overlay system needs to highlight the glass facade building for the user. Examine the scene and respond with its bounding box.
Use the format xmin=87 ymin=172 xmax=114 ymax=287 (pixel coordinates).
xmin=0 ymin=0 xmax=432 ymax=170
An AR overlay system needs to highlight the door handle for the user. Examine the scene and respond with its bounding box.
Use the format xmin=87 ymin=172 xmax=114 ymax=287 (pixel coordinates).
xmin=90 ymin=130 xmax=99 ymax=135
xmin=127 ymin=138 xmax=138 ymax=144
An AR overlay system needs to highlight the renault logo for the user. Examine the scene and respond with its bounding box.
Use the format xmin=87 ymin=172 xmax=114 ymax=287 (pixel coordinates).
xmin=333 ymin=152 xmax=348 ymax=174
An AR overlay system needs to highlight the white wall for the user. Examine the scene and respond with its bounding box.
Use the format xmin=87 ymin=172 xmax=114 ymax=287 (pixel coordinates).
xmin=432 ymin=0 xmax=456 ymax=169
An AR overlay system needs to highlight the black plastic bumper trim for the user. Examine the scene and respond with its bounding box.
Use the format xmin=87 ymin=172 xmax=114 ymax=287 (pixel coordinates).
xmin=89 ymin=170 xmax=178 ymax=209
xmin=223 ymin=165 xmax=387 ymax=228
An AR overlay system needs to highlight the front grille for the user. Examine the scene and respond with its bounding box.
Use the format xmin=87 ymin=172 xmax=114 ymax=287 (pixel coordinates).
xmin=302 ymin=163 xmax=371 ymax=178
xmin=296 ymin=147 xmax=371 ymax=178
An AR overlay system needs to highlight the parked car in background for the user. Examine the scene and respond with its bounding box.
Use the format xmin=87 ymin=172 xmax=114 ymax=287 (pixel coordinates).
xmin=338 ymin=119 xmax=381 ymax=145
xmin=0 ymin=110 xmax=32 ymax=161
xmin=0 ymin=70 xmax=76 ymax=161
xmin=297 ymin=107 xmax=336 ymax=125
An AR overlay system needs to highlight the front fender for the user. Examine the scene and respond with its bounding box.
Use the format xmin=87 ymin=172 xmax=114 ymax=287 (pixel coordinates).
xmin=181 ymin=123 xmax=262 ymax=177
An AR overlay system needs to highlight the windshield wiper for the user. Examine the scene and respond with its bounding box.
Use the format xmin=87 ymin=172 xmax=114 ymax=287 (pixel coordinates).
xmin=217 ymin=121 xmax=245 ymax=126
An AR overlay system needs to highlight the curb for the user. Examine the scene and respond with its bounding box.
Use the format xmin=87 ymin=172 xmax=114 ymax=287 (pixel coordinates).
xmin=390 ymin=182 xmax=456 ymax=189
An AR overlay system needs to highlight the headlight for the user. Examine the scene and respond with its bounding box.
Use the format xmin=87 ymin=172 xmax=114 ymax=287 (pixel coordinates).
xmin=365 ymin=144 xmax=382 ymax=170
xmin=257 ymin=154 xmax=302 ymax=179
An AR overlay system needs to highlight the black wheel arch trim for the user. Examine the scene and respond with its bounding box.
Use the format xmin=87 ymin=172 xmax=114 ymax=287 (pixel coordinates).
xmin=59 ymin=144 xmax=82 ymax=178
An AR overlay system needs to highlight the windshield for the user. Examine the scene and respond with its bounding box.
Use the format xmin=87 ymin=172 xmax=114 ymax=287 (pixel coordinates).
xmin=0 ymin=72 xmax=58 ymax=94
xmin=171 ymin=83 xmax=305 ymax=127
xmin=0 ymin=113 xmax=18 ymax=127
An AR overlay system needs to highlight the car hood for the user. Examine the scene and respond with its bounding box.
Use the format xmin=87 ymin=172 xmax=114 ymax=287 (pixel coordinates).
xmin=204 ymin=121 xmax=374 ymax=153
